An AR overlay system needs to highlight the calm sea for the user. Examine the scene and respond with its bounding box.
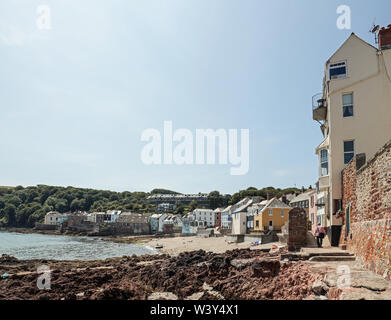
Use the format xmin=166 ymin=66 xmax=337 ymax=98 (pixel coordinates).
xmin=0 ymin=231 xmax=157 ymax=261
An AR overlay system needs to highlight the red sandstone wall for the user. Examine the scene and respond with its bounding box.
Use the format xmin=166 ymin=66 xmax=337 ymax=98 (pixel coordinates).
xmin=341 ymin=140 xmax=391 ymax=280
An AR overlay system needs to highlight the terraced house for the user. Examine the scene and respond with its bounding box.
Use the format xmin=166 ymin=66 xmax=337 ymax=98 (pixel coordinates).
xmin=253 ymin=198 xmax=291 ymax=232
xmin=312 ymin=27 xmax=391 ymax=246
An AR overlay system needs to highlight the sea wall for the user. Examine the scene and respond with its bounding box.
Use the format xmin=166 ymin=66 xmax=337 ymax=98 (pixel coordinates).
xmin=341 ymin=140 xmax=391 ymax=279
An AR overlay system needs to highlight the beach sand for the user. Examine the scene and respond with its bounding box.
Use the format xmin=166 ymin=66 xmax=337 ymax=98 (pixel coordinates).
xmin=144 ymin=236 xmax=281 ymax=256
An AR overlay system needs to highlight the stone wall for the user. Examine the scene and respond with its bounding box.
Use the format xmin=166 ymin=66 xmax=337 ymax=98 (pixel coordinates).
xmin=97 ymin=222 xmax=151 ymax=236
xmin=287 ymin=208 xmax=307 ymax=251
xmin=341 ymin=140 xmax=391 ymax=280
xmin=34 ymin=223 xmax=57 ymax=231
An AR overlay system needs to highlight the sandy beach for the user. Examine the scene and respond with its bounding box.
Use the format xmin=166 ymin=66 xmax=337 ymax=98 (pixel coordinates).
xmin=144 ymin=235 xmax=281 ymax=256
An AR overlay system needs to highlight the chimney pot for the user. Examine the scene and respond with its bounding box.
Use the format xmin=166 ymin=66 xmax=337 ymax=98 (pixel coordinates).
xmin=379 ymin=24 xmax=391 ymax=50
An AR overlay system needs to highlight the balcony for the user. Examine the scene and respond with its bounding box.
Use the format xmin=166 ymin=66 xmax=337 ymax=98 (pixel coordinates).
xmin=312 ymin=93 xmax=327 ymax=121
xmin=318 ymin=175 xmax=330 ymax=191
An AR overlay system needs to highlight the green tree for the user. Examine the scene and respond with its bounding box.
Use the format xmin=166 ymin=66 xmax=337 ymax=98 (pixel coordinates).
xmin=4 ymin=204 xmax=17 ymax=226
xmin=189 ymin=200 xmax=197 ymax=211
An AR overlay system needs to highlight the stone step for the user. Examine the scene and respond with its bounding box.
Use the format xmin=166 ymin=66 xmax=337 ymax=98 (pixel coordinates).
xmin=308 ymin=252 xmax=355 ymax=258
xmin=308 ymin=255 xmax=356 ymax=262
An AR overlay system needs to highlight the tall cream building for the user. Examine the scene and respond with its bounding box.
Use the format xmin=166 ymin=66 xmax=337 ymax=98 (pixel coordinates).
xmin=312 ymin=26 xmax=391 ymax=246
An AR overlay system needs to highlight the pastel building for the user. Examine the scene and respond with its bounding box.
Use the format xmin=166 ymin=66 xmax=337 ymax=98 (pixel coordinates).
xmin=192 ymin=209 xmax=215 ymax=228
xmin=231 ymin=198 xmax=259 ymax=235
xmin=312 ymin=28 xmax=391 ymax=245
xmin=44 ymin=211 xmax=69 ymax=226
xmin=221 ymin=205 xmax=233 ymax=229
xmin=214 ymin=208 xmax=222 ymax=227
xmin=150 ymin=213 xmax=168 ymax=233
xmin=253 ymin=198 xmax=291 ymax=232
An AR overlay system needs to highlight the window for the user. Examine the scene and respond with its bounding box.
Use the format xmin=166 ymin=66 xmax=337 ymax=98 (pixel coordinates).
xmin=269 ymin=209 xmax=273 ymax=216
xmin=320 ymin=149 xmax=328 ymax=176
xmin=329 ymin=61 xmax=347 ymax=79
xmin=256 ymin=220 xmax=259 ymax=227
xmin=343 ymin=93 xmax=354 ymax=118
xmin=311 ymin=196 xmax=314 ymax=208
xmin=344 ymin=140 xmax=355 ymax=164
xmin=281 ymin=209 xmax=284 ymax=217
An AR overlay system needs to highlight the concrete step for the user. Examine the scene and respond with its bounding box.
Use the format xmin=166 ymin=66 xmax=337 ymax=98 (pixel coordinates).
xmin=308 ymin=252 xmax=354 ymax=258
xmin=308 ymin=255 xmax=356 ymax=262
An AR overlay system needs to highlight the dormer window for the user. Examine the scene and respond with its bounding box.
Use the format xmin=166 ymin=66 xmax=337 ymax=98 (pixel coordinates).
xmin=329 ymin=61 xmax=347 ymax=79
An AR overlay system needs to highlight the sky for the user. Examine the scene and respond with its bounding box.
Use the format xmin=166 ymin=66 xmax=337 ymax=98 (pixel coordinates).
xmin=0 ymin=0 xmax=390 ymax=195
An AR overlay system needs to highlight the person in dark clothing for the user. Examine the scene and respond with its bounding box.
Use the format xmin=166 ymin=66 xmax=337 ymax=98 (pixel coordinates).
xmin=315 ymin=223 xmax=326 ymax=248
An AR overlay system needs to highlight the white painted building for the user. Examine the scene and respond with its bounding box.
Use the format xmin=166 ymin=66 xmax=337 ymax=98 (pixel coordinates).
xmin=163 ymin=214 xmax=183 ymax=228
xmin=231 ymin=198 xmax=256 ymax=235
xmin=192 ymin=209 xmax=215 ymax=228
xmin=44 ymin=211 xmax=69 ymax=225
xmin=104 ymin=210 xmax=121 ymax=223
xmin=150 ymin=213 xmax=168 ymax=232
xmin=316 ymin=190 xmax=326 ymax=227
xmin=312 ymin=29 xmax=391 ymax=245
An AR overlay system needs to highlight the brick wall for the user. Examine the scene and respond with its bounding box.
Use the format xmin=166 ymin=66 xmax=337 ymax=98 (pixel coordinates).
xmin=341 ymin=140 xmax=391 ymax=279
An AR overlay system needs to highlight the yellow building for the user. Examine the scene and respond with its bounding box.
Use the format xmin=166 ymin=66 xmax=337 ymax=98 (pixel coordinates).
xmin=253 ymin=198 xmax=291 ymax=232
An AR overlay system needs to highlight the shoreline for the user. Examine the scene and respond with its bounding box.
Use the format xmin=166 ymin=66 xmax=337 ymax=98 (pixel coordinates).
xmin=0 ymin=228 xmax=281 ymax=260
xmin=0 ymin=247 xmax=326 ymax=300
xmin=1 ymin=232 xmax=389 ymax=300
xmin=0 ymin=227 xmax=185 ymax=244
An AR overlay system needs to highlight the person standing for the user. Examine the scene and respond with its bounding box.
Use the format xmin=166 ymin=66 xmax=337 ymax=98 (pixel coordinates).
xmin=315 ymin=223 xmax=326 ymax=248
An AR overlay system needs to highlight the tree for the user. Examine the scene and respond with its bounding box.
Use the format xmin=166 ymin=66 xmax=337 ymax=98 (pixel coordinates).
xmin=208 ymin=191 xmax=226 ymax=210
xmin=150 ymin=188 xmax=181 ymax=195
xmin=4 ymin=204 xmax=16 ymax=226
xmin=175 ymin=205 xmax=185 ymax=215
xmin=70 ymin=199 xmax=80 ymax=212
xmin=189 ymin=200 xmax=197 ymax=211
xmin=8 ymin=196 xmax=22 ymax=207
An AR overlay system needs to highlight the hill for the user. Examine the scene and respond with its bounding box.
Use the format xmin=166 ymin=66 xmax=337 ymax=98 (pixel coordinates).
xmin=0 ymin=185 xmax=151 ymax=228
xmin=0 ymin=184 xmax=304 ymax=228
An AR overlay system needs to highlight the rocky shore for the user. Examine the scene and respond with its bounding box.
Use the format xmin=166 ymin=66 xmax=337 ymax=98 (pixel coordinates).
xmin=0 ymin=248 xmax=324 ymax=300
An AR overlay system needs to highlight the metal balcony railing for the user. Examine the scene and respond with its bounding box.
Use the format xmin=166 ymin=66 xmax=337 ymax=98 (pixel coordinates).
xmin=312 ymin=93 xmax=327 ymax=121
xmin=312 ymin=93 xmax=327 ymax=110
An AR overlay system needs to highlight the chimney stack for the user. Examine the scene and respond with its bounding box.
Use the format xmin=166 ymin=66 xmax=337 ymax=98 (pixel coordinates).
xmin=379 ymin=25 xmax=391 ymax=50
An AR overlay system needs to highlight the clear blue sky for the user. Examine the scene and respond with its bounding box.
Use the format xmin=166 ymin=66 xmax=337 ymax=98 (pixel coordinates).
xmin=0 ymin=0 xmax=390 ymax=194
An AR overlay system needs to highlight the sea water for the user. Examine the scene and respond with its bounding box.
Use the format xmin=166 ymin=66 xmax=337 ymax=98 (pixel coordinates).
xmin=0 ymin=231 xmax=157 ymax=261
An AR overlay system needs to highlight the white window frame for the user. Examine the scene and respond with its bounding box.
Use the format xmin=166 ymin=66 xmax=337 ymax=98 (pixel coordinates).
xmin=320 ymin=148 xmax=329 ymax=177
xmin=269 ymin=209 xmax=273 ymax=216
xmin=342 ymin=93 xmax=354 ymax=118
xmin=343 ymin=140 xmax=355 ymax=165
xmin=329 ymin=60 xmax=348 ymax=80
